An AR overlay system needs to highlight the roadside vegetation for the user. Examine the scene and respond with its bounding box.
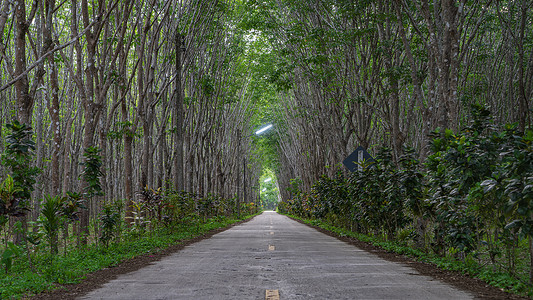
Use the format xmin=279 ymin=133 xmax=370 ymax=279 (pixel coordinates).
xmin=1 ymin=188 xmax=258 ymax=299
xmin=279 ymin=107 xmax=533 ymax=297
xmin=0 ymin=122 xmax=258 ymax=299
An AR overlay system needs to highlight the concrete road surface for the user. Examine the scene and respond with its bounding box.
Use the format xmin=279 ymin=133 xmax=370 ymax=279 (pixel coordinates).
xmin=80 ymin=211 xmax=472 ymax=300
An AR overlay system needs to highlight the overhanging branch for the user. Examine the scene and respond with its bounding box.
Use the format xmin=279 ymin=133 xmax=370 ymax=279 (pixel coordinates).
xmin=0 ymin=16 xmax=100 ymax=93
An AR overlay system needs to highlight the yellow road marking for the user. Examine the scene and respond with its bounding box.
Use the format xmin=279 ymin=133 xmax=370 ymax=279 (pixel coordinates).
xmin=268 ymin=245 xmax=275 ymax=251
xmin=265 ymin=289 xmax=279 ymax=300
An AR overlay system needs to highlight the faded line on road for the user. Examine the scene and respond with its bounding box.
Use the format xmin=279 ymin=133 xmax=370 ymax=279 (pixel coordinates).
xmin=265 ymin=289 xmax=279 ymax=300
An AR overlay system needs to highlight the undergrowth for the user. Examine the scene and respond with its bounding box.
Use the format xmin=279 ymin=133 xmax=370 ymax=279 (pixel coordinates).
xmin=0 ymin=214 xmax=258 ymax=299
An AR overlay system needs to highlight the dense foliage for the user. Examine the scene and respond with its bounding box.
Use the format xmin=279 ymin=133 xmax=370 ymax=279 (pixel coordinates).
xmin=279 ymin=108 xmax=533 ymax=292
xmin=0 ymin=121 xmax=40 ymax=215
xmin=0 ymin=213 xmax=257 ymax=299
xmin=0 ymin=185 xmax=258 ymax=298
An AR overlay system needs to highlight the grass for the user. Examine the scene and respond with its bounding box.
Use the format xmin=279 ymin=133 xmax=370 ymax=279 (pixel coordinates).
xmin=0 ymin=213 xmax=259 ymax=299
xmin=287 ymin=214 xmax=533 ymax=298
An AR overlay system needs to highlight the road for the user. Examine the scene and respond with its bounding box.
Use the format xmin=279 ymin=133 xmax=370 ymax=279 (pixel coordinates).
xmin=80 ymin=211 xmax=472 ymax=300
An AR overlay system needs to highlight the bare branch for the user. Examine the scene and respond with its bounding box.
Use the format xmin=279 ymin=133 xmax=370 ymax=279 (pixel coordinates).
xmin=0 ymin=15 xmax=99 ymax=93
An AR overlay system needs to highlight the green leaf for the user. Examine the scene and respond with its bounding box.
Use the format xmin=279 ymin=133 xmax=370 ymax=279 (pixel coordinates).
xmin=480 ymin=179 xmax=498 ymax=193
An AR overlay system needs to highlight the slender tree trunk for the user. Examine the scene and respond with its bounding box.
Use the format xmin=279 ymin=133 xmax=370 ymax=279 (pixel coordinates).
xmin=43 ymin=0 xmax=61 ymax=196
xmin=174 ymin=33 xmax=185 ymax=192
xmin=517 ymin=0 xmax=529 ymax=131
xmin=394 ymin=0 xmax=429 ymax=157
xmin=135 ymin=2 xmax=151 ymax=190
xmin=62 ymin=112 xmax=74 ymax=196
xmin=14 ymin=0 xmax=33 ymax=125
xmin=78 ymin=0 xmax=101 ymax=245
xmin=122 ymin=99 xmax=134 ymax=226
xmin=12 ymin=0 xmax=32 ymax=245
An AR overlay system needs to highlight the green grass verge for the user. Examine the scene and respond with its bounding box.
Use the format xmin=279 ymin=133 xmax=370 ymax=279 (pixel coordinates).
xmin=285 ymin=214 xmax=532 ymax=298
xmin=0 ymin=213 xmax=259 ymax=299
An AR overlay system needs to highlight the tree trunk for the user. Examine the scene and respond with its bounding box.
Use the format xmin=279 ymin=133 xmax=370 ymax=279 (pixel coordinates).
xmin=174 ymin=33 xmax=185 ymax=192
xmin=394 ymin=0 xmax=429 ymax=157
xmin=78 ymin=0 xmax=102 ymax=245
xmin=122 ymin=100 xmax=134 ymax=225
xmin=14 ymin=0 xmax=33 ymax=125
xmin=12 ymin=0 xmax=32 ymax=245
xmin=517 ymin=0 xmax=529 ymax=131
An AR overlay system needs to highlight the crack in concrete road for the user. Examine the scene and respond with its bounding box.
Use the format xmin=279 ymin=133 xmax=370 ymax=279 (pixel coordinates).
xmin=80 ymin=211 xmax=472 ymax=300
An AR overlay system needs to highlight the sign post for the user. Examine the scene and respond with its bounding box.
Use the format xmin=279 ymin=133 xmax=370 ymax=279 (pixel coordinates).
xmin=342 ymin=146 xmax=375 ymax=172
xmin=357 ymin=150 xmax=364 ymax=171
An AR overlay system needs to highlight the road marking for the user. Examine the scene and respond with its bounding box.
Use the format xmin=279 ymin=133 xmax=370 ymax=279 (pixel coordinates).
xmin=268 ymin=245 xmax=275 ymax=251
xmin=265 ymin=289 xmax=279 ymax=300
xmin=270 ymin=231 xmax=274 ymax=235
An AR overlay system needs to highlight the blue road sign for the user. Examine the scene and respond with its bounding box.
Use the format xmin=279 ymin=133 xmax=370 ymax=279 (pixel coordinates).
xmin=342 ymin=146 xmax=374 ymax=172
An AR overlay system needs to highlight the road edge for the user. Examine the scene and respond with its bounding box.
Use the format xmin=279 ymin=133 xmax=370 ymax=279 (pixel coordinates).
xmin=30 ymin=214 xmax=260 ymax=300
xmin=286 ymin=214 xmax=528 ymax=300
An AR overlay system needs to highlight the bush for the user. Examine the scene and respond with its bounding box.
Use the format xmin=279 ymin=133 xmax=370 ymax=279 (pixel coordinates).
xmin=280 ymin=106 xmax=533 ymax=286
